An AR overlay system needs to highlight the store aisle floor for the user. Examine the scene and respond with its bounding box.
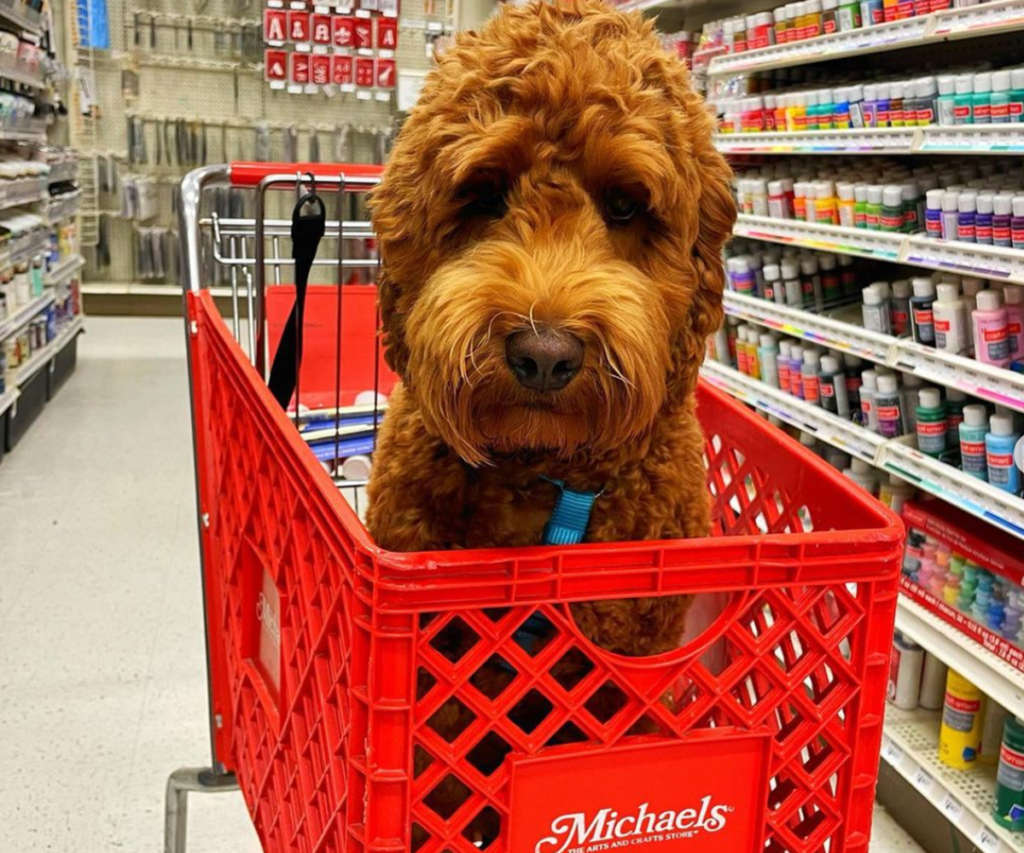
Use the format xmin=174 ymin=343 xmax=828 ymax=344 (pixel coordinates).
xmin=0 ymin=317 xmax=922 ymax=852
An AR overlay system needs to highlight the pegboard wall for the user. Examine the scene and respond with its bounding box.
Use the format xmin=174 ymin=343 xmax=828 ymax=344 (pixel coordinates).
xmin=62 ymin=0 xmax=453 ymax=286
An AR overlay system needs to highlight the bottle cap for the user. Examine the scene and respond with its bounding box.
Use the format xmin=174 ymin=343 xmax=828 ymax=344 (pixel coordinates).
xmin=962 ymin=404 xmax=988 ymax=428
xmin=807 ymin=0 xmax=822 ymax=11
xmin=844 ymin=354 xmax=862 ymax=369
xmin=820 ymin=354 xmax=840 ymax=373
xmin=936 ymin=283 xmax=960 ymax=303
xmin=917 ymin=76 xmax=937 ymax=98
xmin=912 ymin=277 xmax=935 ymax=298
xmin=994 ymin=195 xmax=1013 ymax=215
xmin=768 ymin=179 xmax=784 ymax=196
xmin=926 ymin=188 xmax=944 ymax=208
xmin=760 ymin=333 xmax=775 ymax=348
xmin=790 ymin=344 xmax=804 ymax=360
xmin=1013 ymin=196 xmax=1024 ymax=217
xmin=779 ymin=340 xmax=791 ymax=358
xmin=977 ymin=289 xmax=1003 ymax=311
xmin=837 ymin=181 xmax=854 ymax=200
xmin=854 ymin=184 xmax=868 ymax=202
xmin=781 ymin=260 xmax=799 ymax=278
xmin=867 ymin=185 xmax=883 ymax=204
xmin=763 ymin=262 xmax=780 ymax=279
xmin=800 ymin=256 xmax=819 ymax=274
xmin=862 ymin=284 xmax=882 ymax=306
xmin=892 ymin=279 xmax=911 ymax=298
xmin=919 ymin=387 xmax=941 ymax=409
xmin=774 ymin=6 xmax=786 ymax=21
xmin=847 ymin=83 xmax=863 ymax=101
xmin=851 ymin=458 xmax=871 ymax=474
xmin=876 ymin=373 xmax=899 ymax=394
xmin=973 ymin=71 xmax=992 ymax=93
xmin=947 ymin=388 xmax=967 ymax=402
xmin=822 ymin=0 xmax=837 ymax=10
xmin=883 ymin=185 xmax=903 ymax=207
xmin=992 ymin=70 xmax=1012 ymax=92
xmin=819 ymin=254 xmax=836 ymax=270
xmin=941 ymin=190 xmax=959 ymax=212
xmin=890 ymin=80 xmax=905 ymax=99
xmin=958 ymin=190 xmax=977 ymax=212
xmin=1011 ymin=68 xmax=1024 ymax=89
xmin=874 ymin=279 xmax=892 ymax=300
xmin=990 ymin=414 xmax=1015 ymax=437
xmin=954 ymin=73 xmax=974 ymax=95
xmin=863 ymin=83 xmax=876 ymax=101
xmin=937 ymin=74 xmax=955 ymax=96
xmin=901 ymin=182 xmax=919 ymax=202
xmin=1004 ymin=285 xmax=1023 ymax=306
xmin=875 ymin=82 xmax=890 ymax=100
xmin=861 ymin=369 xmax=878 ymax=390
xmin=961 ymin=276 xmax=985 ymax=297
xmin=816 ymin=181 xmax=834 ymax=199
xmin=976 ymin=192 xmax=994 ymax=214
xmin=803 ymin=348 xmax=821 ymax=367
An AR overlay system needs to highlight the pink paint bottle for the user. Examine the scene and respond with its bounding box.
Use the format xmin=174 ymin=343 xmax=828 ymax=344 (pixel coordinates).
xmin=1004 ymin=284 xmax=1024 ymax=360
xmin=972 ymin=289 xmax=1011 ymax=368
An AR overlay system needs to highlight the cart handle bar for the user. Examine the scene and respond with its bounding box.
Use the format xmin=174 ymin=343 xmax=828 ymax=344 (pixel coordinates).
xmin=229 ymin=162 xmax=385 ymax=189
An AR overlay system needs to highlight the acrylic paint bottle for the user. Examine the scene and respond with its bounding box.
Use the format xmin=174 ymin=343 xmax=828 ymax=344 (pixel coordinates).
xmin=953 ymin=73 xmax=974 ymax=125
xmin=783 ymin=260 xmax=802 ymax=306
xmin=991 ymin=70 xmax=1012 ymax=123
xmin=1010 ymin=68 xmax=1024 ymax=123
xmin=759 ymin=334 xmax=779 ymax=388
xmin=916 ymin=387 xmax=948 ymax=457
xmin=777 ymin=340 xmax=792 ymax=390
xmin=957 ymin=190 xmax=977 ymax=243
xmin=910 ymin=277 xmax=937 ymax=345
xmin=875 ymin=81 xmax=891 ymax=127
xmin=946 ymin=388 xmax=967 ymax=448
xmin=902 ymin=182 xmax=922 ymax=232
xmin=936 ymin=74 xmax=956 ymax=125
xmin=941 ymin=190 xmax=960 ymax=241
xmin=925 ymin=188 xmax=944 ymax=238
xmin=916 ymin=76 xmax=938 ymax=125
xmin=993 ymin=195 xmax=1013 ymax=247
xmin=891 ymin=279 xmax=912 ymax=336
xmin=762 ymin=262 xmax=782 ymax=304
xmin=973 ymin=289 xmax=1011 ymax=367
xmin=1013 ymin=196 xmax=1024 ymax=249
xmin=802 ymin=348 xmax=822 ymax=404
xmin=994 ymin=716 xmax=1024 ymax=831
xmin=902 ymin=373 xmax=922 ymax=432
xmin=1004 ymin=284 xmax=1024 ymax=358
xmin=848 ymin=83 xmax=866 ymax=127
xmin=960 ymin=404 xmax=990 ymax=481
xmin=865 ymin=185 xmax=883 ymax=229
xmin=789 ymin=344 xmax=805 ymax=398
xmin=854 ymin=184 xmax=869 ymax=227
xmin=844 ymin=354 xmax=863 ymax=411
xmin=975 ymin=192 xmax=994 ymax=244
xmin=881 ymin=185 xmax=904 ymax=232
xmin=938 ymin=668 xmax=986 ymax=771
xmin=860 ymin=369 xmax=880 ymax=431
xmin=862 ymin=283 xmax=892 ymax=334
xmin=818 ymin=354 xmax=850 ymax=416
xmin=933 ymin=282 xmax=969 ymax=354
xmin=889 ymin=80 xmax=906 ymax=127
xmin=988 ymin=414 xmax=1022 ymax=494
xmin=972 ymin=71 xmax=993 ymax=124
xmin=862 ymin=83 xmax=878 ymax=128
xmin=875 ymin=373 xmax=904 ymax=437
xmin=839 ymin=254 xmax=858 ymax=296
xmin=888 ymin=633 xmax=924 ymax=710
xmin=837 ymin=182 xmax=856 ymax=227
xmin=819 ymin=254 xmax=842 ymax=304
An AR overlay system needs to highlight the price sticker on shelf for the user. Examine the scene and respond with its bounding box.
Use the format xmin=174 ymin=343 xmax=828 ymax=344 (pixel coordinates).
xmin=939 ymin=793 xmax=963 ymax=823
xmin=881 ymin=739 xmax=903 ymax=766
xmin=974 ymin=827 xmax=1001 ymax=853
xmin=912 ymin=766 xmax=934 ymax=795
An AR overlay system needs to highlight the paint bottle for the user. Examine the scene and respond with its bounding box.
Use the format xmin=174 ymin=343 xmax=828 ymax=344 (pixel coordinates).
xmin=844 ymin=458 xmax=877 ymax=493
xmin=946 ymin=388 xmax=967 ymax=447
xmin=838 ymin=0 xmax=862 ymax=29
xmin=941 ymin=190 xmax=960 ymax=241
xmin=818 ymin=355 xmax=850 ymax=416
xmin=1010 ymin=68 xmax=1024 ymax=123
xmin=837 ymin=182 xmax=856 ymax=228
xmin=993 ymin=195 xmax=1013 ymax=247
xmin=844 ymin=354 xmax=863 ymax=411
xmin=789 ymin=344 xmax=805 ymax=398
xmin=1013 ymin=196 xmax=1024 ymax=249
xmin=920 ymin=654 xmax=948 ymax=711
xmin=916 ymin=387 xmax=948 ymax=457
xmin=975 ymin=192 xmax=994 ymax=245
xmin=925 ymin=188 xmax=943 ymax=238
xmin=801 ymin=256 xmax=824 ymax=310
xmin=910 ymin=277 xmax=937 ymax=346
xmin=991 ymin=70 xmax=1012 ymax=123
xmin=880 ymin=185 xmax=904 ymax=232
xmin=862 ymin=0 xmax=884 ymax=26
xmin=960 ymin=404 xmax=990 ymax=481
xmin=953 ymin=73 xmax=974 ymax=125
xmin=805 ymin=89 xmax=821 ymax=131
xmin=972 ymin=71 xmax=993 ymax=124
xmin=819 ymin=254 xmax=842 ymax=304
xmin=802 ymin=348 xmax=822 ymax=404
xmin=901 ymin=373 xmax=922 ymax=432
xmin=862 ymin=283 xmax=892 ymax=334
xmin=814 ymin=182 xmax=838 ymax=227
xmin=735 ymin=325 xmax=750 ymax=374
xmin=938 ymin=668 xmax=986 ymax=770
xmin=995 ymin=716 xmax=1024 ymax=830
xmin=839 ymin=255 xmax=858 ymax=296
xmin=915 ymin=76 xmax=937 ymax=125
xmin=758 ymin=334 xmax=779 ymax=388
xmin=768 ymin=180 xmax=790 ymax=219
xmin=865 ymin=185 xmax=883 ymax=230
xmin=862 ymin=83 xmax=878 ymax=128
xmin=987 ymin=414 xmax=1022 ymax=494
xmin=933 ymin=283 xmax=968 ymax=354
xmin=888 ymin=633 xmax=924 ymax=710
xmin=875 ymin=373 xmax=904 ymax=437
xmin=889 ymin=80 xmax=906 ymax=127
xmin=902 ymin=182 xmax=923 ymax=232
xmin=728 ymin=257 xmax=757 ymax=295
xmin=973 ymin=290 xmax=1011 ymax=367
xmin=782 ymin=260 xmax=802 ymax=307
xmin=774 ymin=6 xmax=790 ymax=42
xmin=875 ymin=82 xmax=891 ymax=127
xmin=793 ymin=181 xmax=809 ymax=221
xmin=860 ymin=369 xmax=879 ymax=431
xmin=762 ymin=262 xmax=783 ymax=304
xmin=936 ymin=74 xmax=956 ymax=125
xmin=891 ymin=279 xmax=912 ymax=337
xmin=848 ymin=84 xmax=866 ymax=128
xmin=777 ymin=341 xmax=792 ymax=390
xmin=1004 ymin=284 xmax=1024 ymax=358
xmin=880 ymin=473 xmax=914 ymax=513
xmin=854 ymin=184 xmax=869 ymax=228
xmin=957 ymin=191 xmax=977 ymax=243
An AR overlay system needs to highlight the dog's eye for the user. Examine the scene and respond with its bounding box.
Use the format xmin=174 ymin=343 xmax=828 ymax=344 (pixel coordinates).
xmin=604 ymin=189 xmax=641 ymax=224
xmin=456 ymin=172 xmax=509 ymax=221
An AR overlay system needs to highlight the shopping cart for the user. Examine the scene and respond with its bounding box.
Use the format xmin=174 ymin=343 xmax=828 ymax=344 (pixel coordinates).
xmin=171 ymin=162 xmax=904 ymax=853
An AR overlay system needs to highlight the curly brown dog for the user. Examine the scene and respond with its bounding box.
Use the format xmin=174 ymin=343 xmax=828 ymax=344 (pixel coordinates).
xmin=367 ymin=0 xmax=735 ymax=656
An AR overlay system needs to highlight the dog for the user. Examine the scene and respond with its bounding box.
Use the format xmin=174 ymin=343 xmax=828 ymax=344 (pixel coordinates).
xmin=367 ymin=0 xmax=734 ymax=655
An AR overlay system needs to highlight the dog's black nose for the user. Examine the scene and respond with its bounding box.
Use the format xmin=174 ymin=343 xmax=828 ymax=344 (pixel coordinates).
xmin=505 ymin=328 xmax=584 ymax=392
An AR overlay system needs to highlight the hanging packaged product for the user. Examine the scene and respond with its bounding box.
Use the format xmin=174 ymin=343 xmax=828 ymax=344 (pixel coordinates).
xmin=938 ymin=668 xmax=986 ymax=770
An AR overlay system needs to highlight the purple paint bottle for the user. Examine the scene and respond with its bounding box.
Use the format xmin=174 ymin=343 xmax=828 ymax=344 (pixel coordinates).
xmin=957 ymin=191 xmax=977 ymax=243
xmin=975 ymin=192 xmax=994 ymax=245
xmin=1013 ymin=196 xmax=1024 ymax=250
xmin=993 ymin=195 xmax=1013 ymax=247
xmin=925 ymin=188 xmax=943 ymax=239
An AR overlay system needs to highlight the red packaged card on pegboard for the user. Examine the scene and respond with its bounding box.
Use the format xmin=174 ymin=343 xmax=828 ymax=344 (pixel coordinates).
xmin=291 ymin=52 xmax=312 ymax=84
xmin=354 ymin=56 xmax=374 ymax=87
xmin=332 ymin=54 xmax=354 ymax=86
xmin=353 ymin=18 xmax=372 ymax=49
xmin=264 ymin=9 xmax=287 ymax=43
xmin=311 ymin=54 xmax=331 ymax=85
xmin=265 ymin=49 xmax=288 ymax=82
xmin=376 ymin=57 xmax=396 ymax=88
xmin=288 ymin=12 xmax=311 ymax=43
xmin=377 ymin=17 xmax=397 ymax=50
xmin=333 ymin=16 xmax=354 ymax=49
xmin=311 ymin=14 xmax=332 ymax=45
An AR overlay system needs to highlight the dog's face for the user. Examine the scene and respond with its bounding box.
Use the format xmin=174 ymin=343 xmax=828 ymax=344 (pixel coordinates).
xmin=372 ymin=0 xmax=735 ymax=466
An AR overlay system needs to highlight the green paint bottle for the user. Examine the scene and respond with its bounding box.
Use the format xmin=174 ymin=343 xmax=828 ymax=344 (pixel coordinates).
xmin=995 ymin=716 xmax=1024 ymax=830
xmin=915 ymin=387 xmax=947 ymax=457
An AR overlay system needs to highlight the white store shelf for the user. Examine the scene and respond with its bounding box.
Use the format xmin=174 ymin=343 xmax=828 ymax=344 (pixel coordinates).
xmin=895 ymin=595 xmax=1024 ymax=715
xmin=0 ymin=386 xmax=17 ymax=417
xmin=45 ymin=254 xmax=84 ymax=287
xmin=715 ymin=125 xmax=1024 ymax=156
xmin=11 ymin=316 xmax=84 ymax=386
xmin=700 ymin=360 xmax=1024 ymax=539
xmin=883 ymin=705 xmax=1022 ymax=852
xmin=0 ymin=291 xmax=54 ymax=342
xmin=734 ymin=215 xmax=1024 ymax=283
xmin=723 ymin=291 xmax=1024 ymax=413
xmin=0 ymin=2 xmax=44 ymax=37
xmin=708 ymin=0 xmax=1024 ymax=76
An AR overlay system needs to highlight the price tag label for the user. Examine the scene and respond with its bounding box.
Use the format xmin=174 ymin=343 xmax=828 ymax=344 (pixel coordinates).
xmin=974 ymin=826 xmax=1000 ymax=853
xmin=881 ymin=739 xmax=903 ymax=766
xmin=912 ymin=766 xmax=934 ymax=795
xmin=939 ymin=793 xmax=963 ymax=823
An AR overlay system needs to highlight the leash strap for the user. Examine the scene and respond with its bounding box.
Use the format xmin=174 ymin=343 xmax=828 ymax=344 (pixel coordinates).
xmin=268 ymin=188 xmax=326 ymax=409
xmin=542 ymin=478 xmax=599 ymax=546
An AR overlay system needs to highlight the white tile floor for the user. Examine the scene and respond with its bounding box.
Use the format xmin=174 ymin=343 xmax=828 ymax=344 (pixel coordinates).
xmin=0 ymin=316 xmax=924 ymax=852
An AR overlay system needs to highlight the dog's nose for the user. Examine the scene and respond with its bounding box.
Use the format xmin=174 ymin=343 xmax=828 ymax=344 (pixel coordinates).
xmin=505 ymin=328 xmax=584 ymax=392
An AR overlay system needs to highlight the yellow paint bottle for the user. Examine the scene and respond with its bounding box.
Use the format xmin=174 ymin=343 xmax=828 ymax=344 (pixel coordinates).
xmin=938 ymin=668 xmax=986 ymax=770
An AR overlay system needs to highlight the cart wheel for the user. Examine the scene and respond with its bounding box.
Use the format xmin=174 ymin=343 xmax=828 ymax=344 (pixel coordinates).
xmin=164 ymin=766 xmax=239 ymax=853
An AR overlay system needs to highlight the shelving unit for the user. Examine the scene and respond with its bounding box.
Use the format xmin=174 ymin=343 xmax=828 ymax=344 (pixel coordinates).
xmin=45 ymin=254 xmax=85 ymax=287
xmin=715 ymin=125 xmax=1024 ymax=156
xmin=723 ymin=292 xmax=1024 ymax=412
xmin=0 ymin=387 xmax=17 ymax=417
xmin=11 ymin=315 xmax=85 ymax=386
xmin=707 ymin=0 xmax=1024 ymax=76
xmin=0 ymin=292 xmax=55 ymax=342
xmin=883 ymin=706 xmax=1022 ymax=853
xmin=0 ymin=2 xmax=44 ymax=36
xmin=700 ymin=361 xmax=1024 ymax=538
xmin=734 ymin=214 xmax=1024 ymax=283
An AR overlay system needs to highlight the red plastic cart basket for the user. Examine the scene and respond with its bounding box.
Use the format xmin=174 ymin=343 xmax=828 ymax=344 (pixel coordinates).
xmin=170 ymin=163 xmax=904 ymax=853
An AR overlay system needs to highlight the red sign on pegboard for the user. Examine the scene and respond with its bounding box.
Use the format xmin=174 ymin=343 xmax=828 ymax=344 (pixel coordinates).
xmin=377 ymin=17 xmax=397 ymax=50
xmin=265 ymin=49 xmax=288 ymax=81
xmin=353 ymin=18 xmax=373 ymax=49
xmin=376 ymin=58 xmax=396 ymax=88
xmin=354 ymin=56 xmax=375 ymax=87
xmin=332 ymin=54 xmax=354 ymax=86
xmin=333 ymin=16 xmax=355 ymax=48
xmin=288 ymin=12 xmax=311 ymax=43
xmin=264 ymin=9 xmax=286 ymax=43
xmin=311 ymin=54 xmax=331 ymax=85
xmin=291 ymin=52 xmax=311 ymax=84
xmin=311 ymin=14 xmax=332 ymax=45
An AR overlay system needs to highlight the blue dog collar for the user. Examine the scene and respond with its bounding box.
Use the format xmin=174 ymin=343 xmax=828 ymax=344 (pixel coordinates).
xmin=542 ymin=477 xmax=599 ymax=545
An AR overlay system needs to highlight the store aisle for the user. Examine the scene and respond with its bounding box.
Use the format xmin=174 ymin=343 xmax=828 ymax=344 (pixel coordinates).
xmin=0 ymin=317 xmax=921 ymax=852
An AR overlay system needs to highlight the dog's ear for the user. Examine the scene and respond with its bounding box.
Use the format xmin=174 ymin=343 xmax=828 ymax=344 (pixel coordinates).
xmin=690 ymin=147 xmax=735 ymax=343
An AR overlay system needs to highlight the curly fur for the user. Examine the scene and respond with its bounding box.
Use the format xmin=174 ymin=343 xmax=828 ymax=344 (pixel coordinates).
xmin=367 ymin=0 xmax=735 ymax=658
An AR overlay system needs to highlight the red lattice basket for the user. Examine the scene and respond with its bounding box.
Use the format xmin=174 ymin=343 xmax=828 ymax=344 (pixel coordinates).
xmin=185 ymin=287 xmax=903 ymax=853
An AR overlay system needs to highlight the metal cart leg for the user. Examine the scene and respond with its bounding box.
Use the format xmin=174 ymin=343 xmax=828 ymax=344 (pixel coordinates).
xmin=164 ymin=766 xmax=239 ymax=853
